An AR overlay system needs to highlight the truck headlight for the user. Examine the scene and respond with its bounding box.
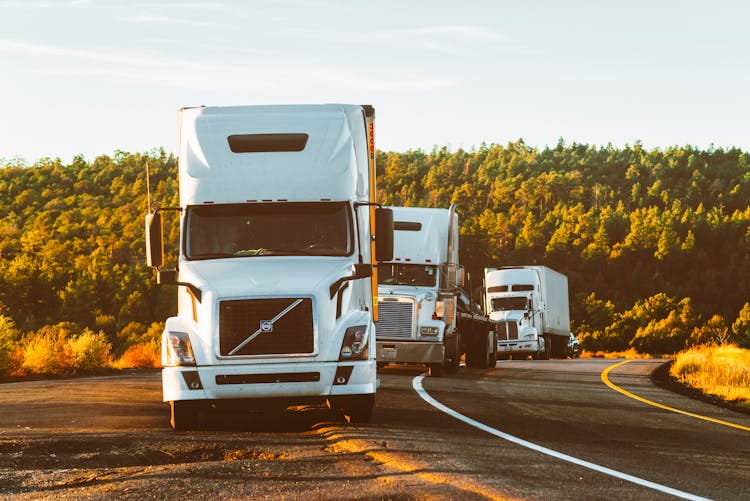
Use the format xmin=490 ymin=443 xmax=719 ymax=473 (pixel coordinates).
xmin=523 ymin=333 xmax=536 ymax=340
xmin=420 ymin=326 xmax=439 ymax=337
xmin=165 ymin=331 xmax=196 ymax=366
xmin=340 ymin=325 xmax=368 ymax=360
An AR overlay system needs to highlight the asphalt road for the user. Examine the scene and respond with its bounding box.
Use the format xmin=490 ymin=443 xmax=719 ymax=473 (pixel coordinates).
xmin=1 ymin=359 xmax=748 ymax=500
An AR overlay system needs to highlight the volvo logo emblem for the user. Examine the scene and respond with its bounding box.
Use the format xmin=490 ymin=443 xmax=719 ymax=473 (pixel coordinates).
xmin=260 ymin=320 xmax=273 ymax=333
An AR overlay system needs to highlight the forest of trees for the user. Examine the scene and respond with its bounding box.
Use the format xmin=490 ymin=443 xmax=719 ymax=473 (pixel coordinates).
xmin=0 ymin=141 xmax=748 ymax=374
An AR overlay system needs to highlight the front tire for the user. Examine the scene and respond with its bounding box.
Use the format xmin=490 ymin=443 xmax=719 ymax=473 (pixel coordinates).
xmin=169 ymin=401 xmax=201 ymax=431
xmin=444 ymin=334 xmax=461 ymax=373
xmin=337 ymin=394 xmax=375 ymax=424
xmin=428 ymin=362 xmax=445 ymax=377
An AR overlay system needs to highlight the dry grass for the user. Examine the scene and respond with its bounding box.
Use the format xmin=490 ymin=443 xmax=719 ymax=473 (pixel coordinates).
xmin=580 ymin=348 xmax=653 ymax=359
xmin=14 ymin=328 xmax=113 ymax=376
xmin=113 ymin=340 xmax=161 ymax=369
xmin=671 ymin=344 xmax=750 ymax=406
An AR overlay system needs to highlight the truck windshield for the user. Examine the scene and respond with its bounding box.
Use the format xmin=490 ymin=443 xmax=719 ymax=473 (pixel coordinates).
xmin=185 ymin=202 xmax=352 ymax=259
xmin=491 ymin=297 xmax=529 ymax=311
xmin=378 ymin=264 xmax=437 ymax=287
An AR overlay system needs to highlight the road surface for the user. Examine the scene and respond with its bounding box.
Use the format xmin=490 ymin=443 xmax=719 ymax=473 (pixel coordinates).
xmin=1 ymin=359 xmax=748 ymax=500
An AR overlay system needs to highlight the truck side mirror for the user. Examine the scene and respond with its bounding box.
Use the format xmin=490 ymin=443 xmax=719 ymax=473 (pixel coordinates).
xmin=353 ymin=263 xmax=373 ymax=279
xmin=145 ymin=212 xmax=164 ymax=269
xmin=375 ymin=208 xmax=394 ymax=262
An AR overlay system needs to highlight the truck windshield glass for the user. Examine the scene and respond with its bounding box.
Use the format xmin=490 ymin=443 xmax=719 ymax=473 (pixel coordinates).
xmin=491 ymin=297 xmax=529 ymax=311
xmin=185 ymin=202 xmax=352 ymax=259
xmin=378 ymin=264 xmax=437 ymax=287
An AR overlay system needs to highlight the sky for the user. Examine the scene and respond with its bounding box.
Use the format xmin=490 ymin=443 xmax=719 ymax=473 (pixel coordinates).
xmin=1 ymin=0 xmax=749 ymax=164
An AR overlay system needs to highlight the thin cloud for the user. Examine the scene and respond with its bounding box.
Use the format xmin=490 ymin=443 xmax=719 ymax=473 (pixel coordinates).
xmin=2 ymin=38 xmax=455 ymax=93
xmin=123 ymin=13 xmax=226 ymax=28
xmin=411 ymin=25 xmax=506 ymax=42
xmin=0 ymin=0 xmax=91 ymax=7
xmin=35 ymin=63 xmax=456 ymax=93
xmin=277 ymin=24 xmax=506 ymax=54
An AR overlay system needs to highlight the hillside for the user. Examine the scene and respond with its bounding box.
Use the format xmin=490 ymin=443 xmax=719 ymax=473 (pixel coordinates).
xmin=0 ymin=142 xmax=748 ymax=362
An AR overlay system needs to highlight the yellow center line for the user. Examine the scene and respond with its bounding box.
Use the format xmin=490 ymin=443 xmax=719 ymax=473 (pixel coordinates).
xmin=601 ymin=359 xmax=750 ymax=432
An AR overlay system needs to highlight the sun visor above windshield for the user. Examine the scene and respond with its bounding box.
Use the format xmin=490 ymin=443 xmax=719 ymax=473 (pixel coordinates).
xmin=178 ymin=105 xmax=369 ymax=205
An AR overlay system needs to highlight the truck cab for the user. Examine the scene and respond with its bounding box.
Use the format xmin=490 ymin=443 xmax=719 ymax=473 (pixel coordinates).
xmin=484 ymin=266 xmax=570 ymax=359
xmin=485 ymin=268 xmax=546 ymax=359
xmin=145 ymin=104 xmax=393 ymax=429
xmin=375 ymin=205 xmax=463 ymax=376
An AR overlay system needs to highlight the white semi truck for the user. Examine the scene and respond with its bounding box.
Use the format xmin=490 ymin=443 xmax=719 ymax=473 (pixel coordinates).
xmin=484 ymin=266 xmax=570 ymax=359
xmin=145 ymin=104 xmax=394 ymax=429
xmin=376 ymin=205 xmax=499 ymax=376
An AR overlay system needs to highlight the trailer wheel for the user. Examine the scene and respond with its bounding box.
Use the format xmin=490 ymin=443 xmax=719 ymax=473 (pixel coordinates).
xmin=169 ymin=401 xmax=200 ymax=431
xmin=466 ymin=336 xmax=490 ymax=368
xmin=445 ymin=334 xmax=460 ymax=373
xmin=551 ymin=335 xmax=567 ymax=358
xmin=337 ymin=394 xmax=375 ymax=424
xmin=542 ymin=334 xmax=553 ymax=359
xmin=488 ymin=331 xmax=497 ymax=367
xmin=428 ymin=362 xmax=445 ymax=377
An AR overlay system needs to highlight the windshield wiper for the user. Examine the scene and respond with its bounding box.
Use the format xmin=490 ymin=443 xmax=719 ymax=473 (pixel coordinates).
xmin=193 ymin=252 xmax=235 ymax=259
xmin=234 ymin=248 xmax=318 ymax=257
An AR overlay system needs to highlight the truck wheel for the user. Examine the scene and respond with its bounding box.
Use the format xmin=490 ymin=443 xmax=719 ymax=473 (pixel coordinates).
xmin=552 ymin=336 xmax=567 ymax=358
xmin=488 ymin=331 xmax=497 ymax=367
xmin=542 ymin=334 xmax=553 ymax=359
xmin=338 ymin=394 xmax=375 ymax=424
xmin=169 ymin=401 xmax=200 ymax=431
xmin=466 ymin=338 xmax=490 ymax=368
xmin=445 ymin=334 xmax=460 ymax=373
xmin=428 ymin=362 xmax=445 ymax=377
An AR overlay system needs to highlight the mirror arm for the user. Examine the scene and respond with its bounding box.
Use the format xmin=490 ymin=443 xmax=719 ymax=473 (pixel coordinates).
xmin=329 ymin=264 xmax=372 ymax=299
xmin=177 ymin=281 xmax=202 ymax=303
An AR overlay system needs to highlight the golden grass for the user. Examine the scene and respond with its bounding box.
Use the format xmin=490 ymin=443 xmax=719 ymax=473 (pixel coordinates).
xmin=112 ymin=340 xmax=161 ymax=369
xmin=14 ymin=329 xmax=113 ymax=376
xmin=581 ymin=348 xmax=653 ymax=359
xmin=671 ymin=344 xmax=750 ymax=406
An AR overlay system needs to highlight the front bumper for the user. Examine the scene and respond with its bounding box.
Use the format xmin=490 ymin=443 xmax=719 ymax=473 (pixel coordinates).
xmin=497 ymin=341 xmax=539 ymax=355
xmin=163 ymin=360 xmax=376 ymax=403
xmin=375 ymin=340 xmax=444 ymax=364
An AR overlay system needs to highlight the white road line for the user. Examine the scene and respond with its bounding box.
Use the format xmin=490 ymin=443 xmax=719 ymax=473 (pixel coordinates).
xmin=412 ymin=374 xmax=710 ymax=501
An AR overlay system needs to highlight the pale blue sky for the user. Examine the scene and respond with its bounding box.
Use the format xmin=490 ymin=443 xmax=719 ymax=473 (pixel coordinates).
xmin=1 ymin=0 xmax=748 ymax=164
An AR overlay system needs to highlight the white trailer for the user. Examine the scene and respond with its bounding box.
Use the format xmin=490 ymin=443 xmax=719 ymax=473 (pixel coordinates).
xmin=484 ymin=266 xmax=570 ymax=359
xmin=376 ymin=205 xmax=499 ymax=375
xmin=145 ymin=104 xmax=394 ymax=429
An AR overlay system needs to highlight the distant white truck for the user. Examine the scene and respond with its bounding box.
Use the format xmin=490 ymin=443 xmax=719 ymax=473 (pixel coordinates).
xmin=484 ymin=266 xmax=570 ymax=359
xmin=145 ymin=104 xmax=394 ymax=429
xmin=376 ymin=205 xmax=499 ymax=375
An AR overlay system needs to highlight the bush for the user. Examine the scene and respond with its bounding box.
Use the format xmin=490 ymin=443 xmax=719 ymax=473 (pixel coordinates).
xmin=0 ymin=315 xmax=21 ymax=375
xmin=16 ymin=323 xmax=112 ymax=376
xmin=113 ymin=339 xmax=160 ymax=369
xmin=68 ymin=329 xmax=112 ymax=371
xmin=18 ymin=329 xmax=73 ymax=376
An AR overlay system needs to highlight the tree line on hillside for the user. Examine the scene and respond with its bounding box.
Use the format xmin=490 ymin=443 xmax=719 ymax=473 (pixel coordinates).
xmin=0 ymin=142 xmax=748 ymax=375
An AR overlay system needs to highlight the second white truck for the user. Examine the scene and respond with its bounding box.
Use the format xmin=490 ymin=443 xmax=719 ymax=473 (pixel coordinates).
xmin=375 ymin=205 xmax=498 ymax=375
xmin=484 ymin=266 xmax=570 ymax=359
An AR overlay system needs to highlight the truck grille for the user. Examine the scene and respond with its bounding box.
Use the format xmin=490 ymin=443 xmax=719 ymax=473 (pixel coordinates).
xmin=219 ymin=298 xmax=314 ymax=356
xmin=376 ymin=299 xmax=414 ymax=339
xmin=496 ymin=321 xmax=519 ymax=341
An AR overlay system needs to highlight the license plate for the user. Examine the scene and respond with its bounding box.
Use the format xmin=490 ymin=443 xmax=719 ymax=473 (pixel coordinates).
xmin=382 ymin=348 xmax=396 ymax=360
